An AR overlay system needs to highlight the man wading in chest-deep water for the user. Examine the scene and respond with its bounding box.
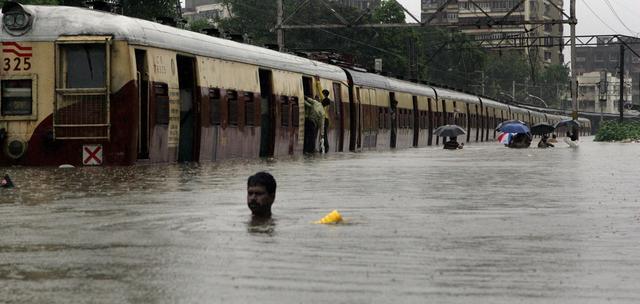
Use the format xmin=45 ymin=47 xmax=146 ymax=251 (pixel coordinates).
xmin=247 ymin=172 xmax=276 ymax=218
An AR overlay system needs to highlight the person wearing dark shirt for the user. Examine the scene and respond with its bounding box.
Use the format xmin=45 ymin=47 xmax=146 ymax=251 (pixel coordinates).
xmin=443 ymin=137 xmax=461 ymax=150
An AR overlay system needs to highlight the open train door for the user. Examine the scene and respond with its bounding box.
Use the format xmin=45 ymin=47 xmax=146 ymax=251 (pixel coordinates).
xmin=389 ymin=92 xmax=397 ymax=148
xmin=135 ymin=50 xmax=149 ymax=160
xmin=412 ymin=96 xmax=419 ymax=147
xmin=259 ymin=69 xmax=275 ymax=157
xmin=177 ymin=55 xmax=200 ymax=162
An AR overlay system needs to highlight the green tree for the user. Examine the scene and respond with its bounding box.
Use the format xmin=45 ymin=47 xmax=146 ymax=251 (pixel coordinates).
xmin=483 ymin=50 xmax=530 ymax=100
xmin=119 ymin=0 xmax=177 ymax=21
xmin=538 ymin=63 xmax=570 ymax=107
xmin=372 ymin=0 xmax=404 ymax=24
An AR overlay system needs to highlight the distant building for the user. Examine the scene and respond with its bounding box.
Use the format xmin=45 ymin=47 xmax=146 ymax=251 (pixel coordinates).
xmin=183 ymin=0 xmax=231 ymax=25
xmin=421 ymin=0 xmax=564 ymax=66
xmin=333 ymin=0 xmax=381 ymax=10
xmin=577 ymin=71 xmax=631 ymax=113
xmin=184 ymin=0 xmax=221 ymax=11
xmin=574 ymin=39 xmax=640 ymax=105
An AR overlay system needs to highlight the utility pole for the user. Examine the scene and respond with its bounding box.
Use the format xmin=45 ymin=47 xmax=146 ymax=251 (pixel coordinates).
xmin=619 ymin=44 xmax=625 ymax=122
xmin=570 ymin=0 xmax=578 ymax=122
xmin=277 ymin=0 xmax=284 ymax=52
xmin=481 ymin=71 xmax=485 ymax=95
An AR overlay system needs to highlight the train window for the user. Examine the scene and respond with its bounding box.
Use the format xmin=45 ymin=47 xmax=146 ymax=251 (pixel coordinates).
xmin=280 ymin=96 xmax=289 ymax=127
xmin=60 ymin=44 xmax=106 ymax=88
xmin=210 ymin=88 xmax=221 ymax=125
xmin=378 ymin=108 xmax=384 ymax=129
xmin=1 ymin=78 xmax=33 ymax=116
xmin=244 ymin=92 xmax=254 ymax=126
xmin=227 ymin=90 xmax=238 ymax=126
xmin=154 ymin=83 xmax=169 ymax=125
xmin=291 ymin=97 xmax=300 ymax=127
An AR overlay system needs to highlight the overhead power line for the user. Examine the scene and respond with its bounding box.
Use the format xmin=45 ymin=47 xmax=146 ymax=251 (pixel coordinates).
xmin=602 ymin=0 xmax=635 ymax=36
xmin=580 ymin=0 xmax=618 ymax=33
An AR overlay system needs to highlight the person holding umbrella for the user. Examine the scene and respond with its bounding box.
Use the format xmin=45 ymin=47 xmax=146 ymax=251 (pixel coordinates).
xmin=537 ymin=134 xmax=554 ymax=148
xmin=444 ymin=136 xmax=463 ymax=150
xmin=433 ymin=125 xmax=466 ymax=150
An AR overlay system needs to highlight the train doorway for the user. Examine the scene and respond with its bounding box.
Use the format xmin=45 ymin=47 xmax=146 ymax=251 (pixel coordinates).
xmin=135 ymin=49 xmax=149 ymax=159
xmin=259 ymin=69 xmax=275 ymax=158
xmin=412 ymin=96 xmax=419 ymax=147
xmin=177 ymin=55 xmax=199 ymax=162
xmin=302 ymin=76 xmax=315 ymax=154
xmin=333 ymin=83 xmax=344 ymax=152
xmin=389 ymin=92 xmax=397 ymax=148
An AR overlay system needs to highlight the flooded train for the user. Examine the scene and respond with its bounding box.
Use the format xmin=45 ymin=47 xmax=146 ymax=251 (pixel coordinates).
xmin=0 ymin=3 xmax=590 ymax=166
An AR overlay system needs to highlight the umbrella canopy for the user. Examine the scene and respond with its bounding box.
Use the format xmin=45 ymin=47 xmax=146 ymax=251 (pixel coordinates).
xmin=497 ymin=122 xmax=530 ymax=134
xmin=433 ymin=124 xmax=466 ymax=138
xmin=495 ymin=120 xmax=527 ymax=131
xmin=530 ymin=122 xmax=555 ymax=135
xmin=554 ymin=119 xmax=580 ymax=129
xmin=497 ymin=132 xmax=514 ymax=144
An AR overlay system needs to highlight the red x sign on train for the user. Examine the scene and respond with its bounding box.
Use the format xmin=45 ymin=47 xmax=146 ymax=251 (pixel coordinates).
xmin=83 ymin=145 xmax=103 ymax=166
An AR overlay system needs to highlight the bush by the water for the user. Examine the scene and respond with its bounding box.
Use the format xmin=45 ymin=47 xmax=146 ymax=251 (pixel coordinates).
xmin=594 ymin=121 xmax=640 ymax=141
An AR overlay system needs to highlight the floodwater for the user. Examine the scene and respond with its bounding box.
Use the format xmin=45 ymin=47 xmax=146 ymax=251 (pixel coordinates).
xmin=2 ymin=137 xmax=640 ymax=303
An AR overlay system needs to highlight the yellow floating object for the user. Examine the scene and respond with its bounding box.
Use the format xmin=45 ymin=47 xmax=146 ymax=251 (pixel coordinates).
xmin=315 ymin=210 xmax=343 ymax=224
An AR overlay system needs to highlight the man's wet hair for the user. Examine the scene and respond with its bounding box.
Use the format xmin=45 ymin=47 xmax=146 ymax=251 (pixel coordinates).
xmin=248 ymin=171 xmax=276 ymax=195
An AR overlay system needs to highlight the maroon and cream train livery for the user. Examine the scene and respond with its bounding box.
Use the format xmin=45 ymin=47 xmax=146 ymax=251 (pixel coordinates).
xmin=0 ymin=3 xmax=590 ymax=166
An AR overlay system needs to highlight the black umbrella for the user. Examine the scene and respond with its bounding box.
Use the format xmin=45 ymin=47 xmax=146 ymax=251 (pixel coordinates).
xmin=433 ymin=124 xmax=466 ymax=137
xmin=495 ymin=120 xmax=527 ymax=131
xmin=530 ymin=122 xmax=555 ymax=135
xmin=554 ymin=119 xmax=580 ymax=129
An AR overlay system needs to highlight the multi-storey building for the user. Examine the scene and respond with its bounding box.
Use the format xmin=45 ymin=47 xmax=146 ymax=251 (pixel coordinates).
xmin=421 ymin=0 xmax=564 ymax=65
xmin=183 ymin=0 xmax=231 ymax=24
xmin=574 ymin=39 xmax=640 ymax=104
xmin=334 ymin=0 xmax=381 ymax=10
xmin=577 ymin=71 xmax=631 ymax=113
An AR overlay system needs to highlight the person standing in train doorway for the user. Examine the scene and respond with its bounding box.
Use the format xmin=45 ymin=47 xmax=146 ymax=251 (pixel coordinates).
xmin=247 ymin=172 xmax=276 ymax=218
xmin=321 ymin=89 xmax=332 ymax=153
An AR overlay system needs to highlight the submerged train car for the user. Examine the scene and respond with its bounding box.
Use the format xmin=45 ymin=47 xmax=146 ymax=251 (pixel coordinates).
xmin=0 ymin=4 xmax=591 ymax=166
xmin=0 ymin=3 xmax=349 ymax=165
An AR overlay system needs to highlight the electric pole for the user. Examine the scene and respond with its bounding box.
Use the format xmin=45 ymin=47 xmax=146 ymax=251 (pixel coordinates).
xmin=277 ymin=0 xmax=284 ymax=52
xmin=619 ymin=44 xmax=625 ymax=122
xmin=570 ymin=0 xmax=578 ymax=122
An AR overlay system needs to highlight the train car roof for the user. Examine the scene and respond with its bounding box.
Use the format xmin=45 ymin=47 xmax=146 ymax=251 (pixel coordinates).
xmin=478 ymin=97 xmax=509 ymax=110
xmin=386 ymin=78 xmax=436 ymax=98
xmin=509 ymin=105 xmax=530 ymax=115
xmin=345 ymin=69 xmax=436 ymax=97
xmin=432 ymin=87 xmax=480 ymax=104
xmin=0 ymin=4 xmax=347 ymax=81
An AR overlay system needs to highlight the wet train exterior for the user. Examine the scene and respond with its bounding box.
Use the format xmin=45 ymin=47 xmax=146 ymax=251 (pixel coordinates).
xmin=0 ymin=4 xmax=590 ymax=166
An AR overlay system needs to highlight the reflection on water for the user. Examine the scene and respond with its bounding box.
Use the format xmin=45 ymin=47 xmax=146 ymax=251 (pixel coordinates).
xmin=247 ymin=216 xmax=277 ymax=235
xmin=2 ymin=138 xmax=640 ymax=303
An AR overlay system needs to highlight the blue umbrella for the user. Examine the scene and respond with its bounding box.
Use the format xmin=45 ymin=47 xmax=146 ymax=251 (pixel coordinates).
xmin=495 ymin=120 xmax=527 ymax=131
xmin=498 ymin=122 xmax=530 ymax=134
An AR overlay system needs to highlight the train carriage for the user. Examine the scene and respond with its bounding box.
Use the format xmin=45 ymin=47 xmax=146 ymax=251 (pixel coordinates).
xmin=479 ymin=98 xmax=509 ymax=142
xmin=0 ymin=3 xmax=350 ymax=165
xmin=385 ymin=77 xmax=436 ymax=149
xmin=432 ymin=88 xmax=480 ymax=144
xmin=0 ymin=3 xmax=593 ymax=166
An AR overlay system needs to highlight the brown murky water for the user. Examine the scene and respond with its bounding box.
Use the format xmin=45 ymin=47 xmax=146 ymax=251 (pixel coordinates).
xmin=1 ymin=137 xmax=640 ymax=303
